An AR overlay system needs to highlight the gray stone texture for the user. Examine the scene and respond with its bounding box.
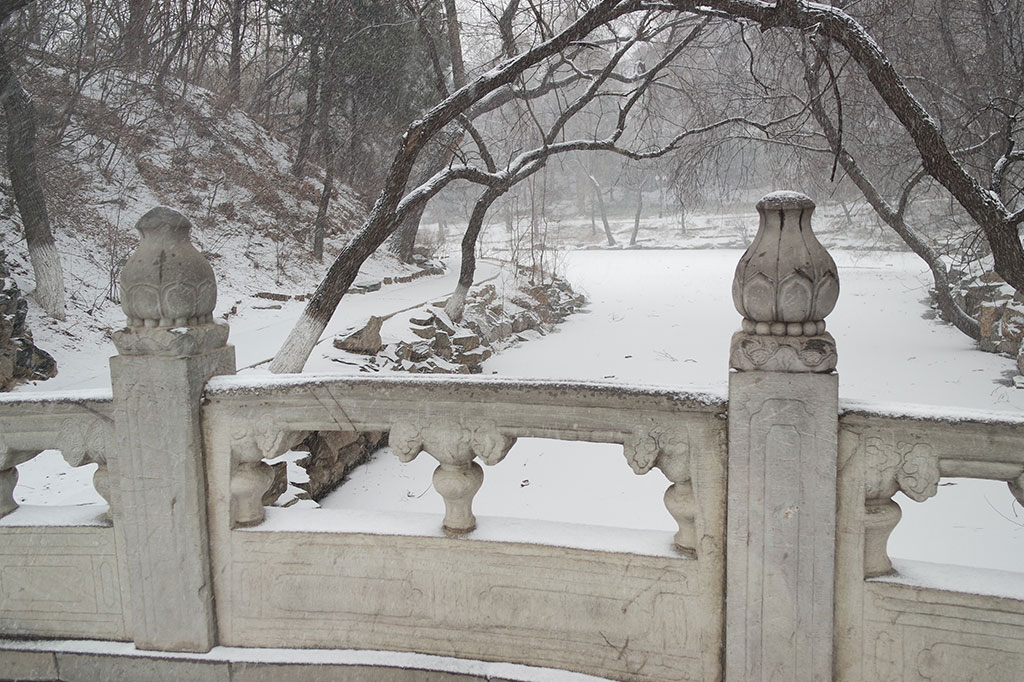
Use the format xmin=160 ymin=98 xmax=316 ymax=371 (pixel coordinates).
xmin=109 ymin=342 xmax=234 ymax=652
xmin=0 ymin=251 xmax=56 ymax=390
xmin=108 ymin=206 xmax=235 ymax=652
xmin=119 ymin=208 xmax=217 ymax=328
xmin=55 ymin=651 xmax=230 ymax=682
xmin=0 ymin=649 xmax=57 ymax=681
xmin=727 ymin=370 xmax=838 ymax=682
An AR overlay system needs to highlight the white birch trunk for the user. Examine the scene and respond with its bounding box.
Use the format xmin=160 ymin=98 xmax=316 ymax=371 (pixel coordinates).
xmin=269 ymin=310 xmax=325 ymax=374
xmin=443 ymin=282 xmax=470 ymax=322
xmin=29 ymin=241 xmax=65 ymax=321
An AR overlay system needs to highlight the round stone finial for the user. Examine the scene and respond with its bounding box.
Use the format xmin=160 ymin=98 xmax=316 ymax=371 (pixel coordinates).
xmin=120 ymin=207 xmax=217 ymax=328
xmin=732 ymin=192 xmax=839 ymax=337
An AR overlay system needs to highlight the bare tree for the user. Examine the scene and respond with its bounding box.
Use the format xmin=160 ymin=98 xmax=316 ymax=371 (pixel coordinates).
xmin=0 ymin=0 xmax=65 ymax=320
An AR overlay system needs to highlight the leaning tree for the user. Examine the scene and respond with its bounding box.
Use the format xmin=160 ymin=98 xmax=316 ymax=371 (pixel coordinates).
xmin=270 ymin=0 xmax=1024 ymax=373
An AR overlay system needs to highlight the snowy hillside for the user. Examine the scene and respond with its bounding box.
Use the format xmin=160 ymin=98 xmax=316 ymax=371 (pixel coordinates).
xmin=0 ymin=64 xmax=431 ymax=383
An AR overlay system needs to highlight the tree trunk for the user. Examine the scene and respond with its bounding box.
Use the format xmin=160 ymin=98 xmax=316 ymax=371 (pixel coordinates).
xmin=804 ymin=58 xmax=980 ymax=340
xmin=313 ymin=162 xmax=332 ymax=262
xmin=387 ymin=130 xmax=462 ymax=262
xmin=228 ymin=0 xmax=242 ymax=103
xmin=312 ymin=47 xmax=335 ymax=262
xmin=0 ymin=38 xmax=64 ymax=320
xmin=269 ymin=0 xmax=642 ymax=373
xmin=124 ymin=0 xmax=151 ymax=65
xmin=292 ymin=44 xmax=320 ymax=177
xmin=442 ymin=0 xmax=466 ymax=88
xmin=630 ymin=188 xmax=642 ymax=246
xmin=584 ymin=172 xmax=615 ymax=246
xmin=445 ymin=186 xmax=507 ymax=321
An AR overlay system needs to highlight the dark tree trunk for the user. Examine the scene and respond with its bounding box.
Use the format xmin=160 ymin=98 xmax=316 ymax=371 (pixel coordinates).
xmin=228 ymin=0 xmax=243 ymax=103
xmin=292 ymin=44 xmax=320 ymax=177
xmin=313 ymin=162 xmax=333 ymax=262
xmin=0 ymin=37 xmax=64 ymax=320
xmin=584 ymin=172 xmax=615 ymax=246
xmin=630 ymin=188 xmax=642 ymax=246
xmin=312 ymin=48 xmax=335 ymax=262
xmin=124 ymin=0 xmax=151 ymax=65
xmin=387 ymin=130 xmax=462 ymax=263
xmin=444 ymin=185 xmax=507 ymax=321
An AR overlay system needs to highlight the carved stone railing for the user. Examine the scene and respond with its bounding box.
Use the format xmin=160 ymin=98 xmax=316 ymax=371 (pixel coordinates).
xmin=4 ymin=198 xmax=1024 ymax=682
xmin=200 ymin=374 xmax=728 ymax=682
xmin=0 ymin=390 xmax=115 ymax=520
xmin=839 ymin=404 xmax=1024 ymax=578
xmin=203 ymin=374 xmax=727 ymax=556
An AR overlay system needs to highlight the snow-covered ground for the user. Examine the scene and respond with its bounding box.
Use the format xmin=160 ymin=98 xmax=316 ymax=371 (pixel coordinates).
xmin=11 ymin=248 xmax=1024 ymax=593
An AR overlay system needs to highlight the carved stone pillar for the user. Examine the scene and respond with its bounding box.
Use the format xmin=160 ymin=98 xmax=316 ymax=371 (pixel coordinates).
xmin=726 ymin=192 xmax=840 ymax=682
xmin=390 ymin=418 xmax=515 ymax=534
xmin=108 ymin=207 xmax=235 ymax=653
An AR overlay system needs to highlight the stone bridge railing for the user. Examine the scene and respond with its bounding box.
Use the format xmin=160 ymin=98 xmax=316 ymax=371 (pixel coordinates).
xmin=0 ymin=197 xmax=1022 ymax=682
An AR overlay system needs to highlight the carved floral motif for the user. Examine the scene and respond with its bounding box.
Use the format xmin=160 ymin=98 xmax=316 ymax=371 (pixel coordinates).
xmin=624 ymin=423 xmax=696 ymax=555
xmin=390 ymin=418 xmax=515 ymax=467
xmin=894 ymin=441 xmax=940 ymax=502
xmin=864 ymin=435 xmax=940 ymax=503
xmin=729 ymin=332 xmax=838 ymax=373
xmin=732 ymin=192 xmax=839 ymax=330
xmin=229 ymin=413 xmax=308 ymax=527
xmin=57 ymin=417 xmax=111 ymax=467
xmin=390 ymin=418 xmax=515 ymax=534
xmin=120 ymin=207 xmax=217 ymax=328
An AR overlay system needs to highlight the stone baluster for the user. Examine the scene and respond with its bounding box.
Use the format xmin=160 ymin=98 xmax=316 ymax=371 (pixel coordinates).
xmin=624 ymin=424 xmax=695 ymax=556
xmin=0 ymin=442 xmax=41 ymax=518
xmin=108 ymin=207 xmax=235 ymax=653
xmin=726 ymin=192 xmax=840 ymax=682
xmin=229 ymin=415 xmax=308 ymax=527
xmin=863 ymin=435 xmax=940 ymax=577
xmin=390 ymin=419 xmax=515 ymax=534
xmin=57 ymin=417 xmax=115 ymax=521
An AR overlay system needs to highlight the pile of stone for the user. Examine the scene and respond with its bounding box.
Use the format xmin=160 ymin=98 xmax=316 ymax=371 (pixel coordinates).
xmin=953 ymin=270 xmax=1024 ymax=372
xmin=267 ymin=275 xmax=586 ymax=508
xmin=376 ymin=277 xmax=585 ymax=375
xmin=0 ymin=253 xmax=57 ymax=391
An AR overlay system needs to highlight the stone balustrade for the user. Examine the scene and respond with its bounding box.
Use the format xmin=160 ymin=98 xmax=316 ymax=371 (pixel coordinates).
xmin=1 ymin=200 xmax=1022 ymax=682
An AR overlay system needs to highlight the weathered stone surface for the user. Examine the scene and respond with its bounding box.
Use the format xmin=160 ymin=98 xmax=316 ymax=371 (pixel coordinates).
xmin=231 ymin=662 xmax=484 ymax=682
xmin=334 ymin=315 xmax=384 ymax=354
xmin=110 ymin=343 xmax=234 ymax=652
xmin=108 ymin=207 xmax=234 ymax=653
xmin=120 ymin=208 xmax=216 ymax=328
xmin=0 ymin=647 xmax=58 ymax=680
xmin=729 ymin=331 xmax=837 ymax=373
xmin=0 ymin=251 xmax=57 ymax=390
xmin=727 ymin=370 xmax=838 ymax=682
xmin=56 ymin=651 xmax=231 ymax=682
xmin=733 ymin=192 xmax=839 ymax=328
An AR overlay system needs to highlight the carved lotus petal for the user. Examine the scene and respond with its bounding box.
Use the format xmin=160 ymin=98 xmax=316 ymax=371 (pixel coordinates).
xmin=120 ymin=207 xmax=217 ymax=327
xmin=732 ymin=192 xmax=839 ymax=324
xmin=777 ymin=270 xmax=814 ymax=322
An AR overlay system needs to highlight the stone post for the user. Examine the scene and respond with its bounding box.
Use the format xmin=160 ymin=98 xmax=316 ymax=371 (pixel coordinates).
xmin=108 ymin=207 xmax=235 ymax=652
xmin=726 ymin=192 xmax=840 ymax=682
